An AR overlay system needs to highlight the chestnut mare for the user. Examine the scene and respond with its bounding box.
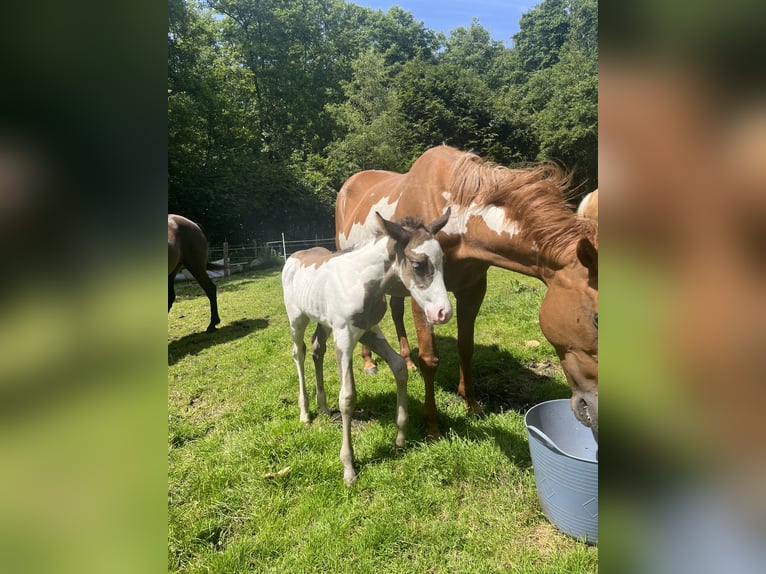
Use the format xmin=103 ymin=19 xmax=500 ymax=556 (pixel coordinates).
xmin=168 ymin=214 xmax=221 ymax=333
xmin=336 ymin=145 xmax=598 ymax=438
xmin=283 ymin=212 xmax=452 ymax=484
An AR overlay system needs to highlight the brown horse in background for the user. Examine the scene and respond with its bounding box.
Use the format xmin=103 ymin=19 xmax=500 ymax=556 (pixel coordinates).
xmin=168 ymin=214 xmax=221 ymax=333
xmin=336 ymin=145 xmax=598 ymax=438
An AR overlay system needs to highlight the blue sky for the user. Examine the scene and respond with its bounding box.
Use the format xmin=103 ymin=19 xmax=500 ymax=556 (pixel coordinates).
xmin=351 ymin=0 xmax=534 ymax=45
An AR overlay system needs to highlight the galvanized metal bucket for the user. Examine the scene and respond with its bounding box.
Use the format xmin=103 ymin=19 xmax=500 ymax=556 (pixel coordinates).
xmin=525 ymin=399 xmax=598 ymax=543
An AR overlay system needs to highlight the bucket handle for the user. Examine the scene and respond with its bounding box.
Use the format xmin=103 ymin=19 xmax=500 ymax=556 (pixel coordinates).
xmin=527 ymin=424 xmax=567 ymax=456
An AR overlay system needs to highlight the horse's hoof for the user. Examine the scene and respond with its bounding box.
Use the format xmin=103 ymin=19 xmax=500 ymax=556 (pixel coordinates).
xmin=405 ymin=359 xmax=418 ymax=370
xmin=466 ymin=401 xmax=485 ymax=416
xmin=425 ymin=429 xmax=443 ymax=442
xmin=343 ymin=469 xmax=358 ymax=485
xmin=364 ymin=366 xmax=378 ymax=375
xmin=206 ymin=325 xmax=217 ymax=333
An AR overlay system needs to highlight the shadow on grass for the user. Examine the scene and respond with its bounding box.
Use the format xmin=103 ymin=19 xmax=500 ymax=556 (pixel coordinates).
xmin=352 ymin=335 xmax=571 ymax=471
xmin=168 ymin=317 xmax=269 ymax=366
xmin=429 ymin=334 xmax=570 ymax=413
xmin=348 ymin=391 xmax=535 ymax=476
xmin=364 ymin=334 xmax=569 ymax=414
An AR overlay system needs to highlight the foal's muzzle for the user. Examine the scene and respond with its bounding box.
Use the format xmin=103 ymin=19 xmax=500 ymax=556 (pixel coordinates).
xmin=426 ymin=305 xmax=452 ymax=325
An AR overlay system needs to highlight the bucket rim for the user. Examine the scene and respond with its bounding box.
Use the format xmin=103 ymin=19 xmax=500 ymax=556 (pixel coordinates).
xmin=524 ymin=399 xmax=598 ymax=464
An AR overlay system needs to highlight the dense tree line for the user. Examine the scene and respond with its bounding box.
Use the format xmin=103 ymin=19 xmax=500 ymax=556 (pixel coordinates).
xmin=168 ymin=0 xmax=597 ymax=243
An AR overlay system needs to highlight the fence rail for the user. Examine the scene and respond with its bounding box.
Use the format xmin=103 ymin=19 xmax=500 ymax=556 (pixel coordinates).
xmin=176 ymin=235 xmax=337 ymax=280
xmin=265 ymin=236 xmax=336 ymax=261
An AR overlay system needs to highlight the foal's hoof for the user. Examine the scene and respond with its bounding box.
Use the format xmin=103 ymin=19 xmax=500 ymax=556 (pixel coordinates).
xmin=343 ymin=469 xmax=358 ymax=485
xmin=363 ymin=365 xmax=378 ymax=375
xmin=405 ymin=358 xmax=418 ymax=370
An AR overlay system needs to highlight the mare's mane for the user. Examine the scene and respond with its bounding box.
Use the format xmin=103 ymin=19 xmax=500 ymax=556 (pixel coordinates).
xmin=447 ymin=151 xmax=597 ymax=262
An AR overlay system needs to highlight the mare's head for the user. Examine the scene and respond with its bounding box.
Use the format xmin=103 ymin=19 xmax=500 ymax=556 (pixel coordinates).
xmin=538 ymin=231 xmax=599 ymax=431
xmin=376 ymin=209 xmax=453 ymax=325
xmin=447 ymin=152 xmax=599 ymax=430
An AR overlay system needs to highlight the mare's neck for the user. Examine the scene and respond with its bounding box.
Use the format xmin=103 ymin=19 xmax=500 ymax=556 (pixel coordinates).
xmin=446 ymin=202 xmax=561 ymax=283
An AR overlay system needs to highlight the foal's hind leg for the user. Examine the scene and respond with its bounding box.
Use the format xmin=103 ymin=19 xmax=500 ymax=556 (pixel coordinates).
xmin=311 ymin=324 xmax=332 ymax=416
xmin=185 ymin=261 xmax=221 ymax=332
xmin=361 ymin=326 xmax=409 ymax=449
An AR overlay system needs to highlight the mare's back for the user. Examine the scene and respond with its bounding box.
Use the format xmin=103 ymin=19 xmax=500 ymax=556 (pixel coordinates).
xmin=336 ymin=170 xmax=402 ymax=241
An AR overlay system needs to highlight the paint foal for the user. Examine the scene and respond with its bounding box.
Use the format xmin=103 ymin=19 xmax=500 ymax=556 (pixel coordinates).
xmin=336 ymin=146 xmax=598 ymax=438
xmin=282 ymin=211 xmax=452 ymax=484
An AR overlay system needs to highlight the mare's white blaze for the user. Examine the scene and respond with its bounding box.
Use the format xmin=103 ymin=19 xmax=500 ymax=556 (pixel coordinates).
xmin=440 ymin=202 xmax=520 ymax=239
xmin=339 ymin=196 xmax=399 ymax=248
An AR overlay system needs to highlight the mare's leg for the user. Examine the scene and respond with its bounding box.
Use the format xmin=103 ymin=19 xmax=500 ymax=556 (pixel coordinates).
xmin=185 ymin=260 xmax=221 ymax=332
xmin=411 ymin=300 xmax=441 ymax=440
xmin=289 ymin=315 xmax=311 ymax=423
xmin=168 ymin=273 xmax=176 ymax=312
xmin=360 ymin=344 xmax=377 ymax=375
xmin=334 ymin=329 xmax=358 ymax=485
xmin=455 ymin=275 xmax=487 ymax=415
xmin=311 ymin=324 xmax=332 ymax=416
xmin=360 ymin=326 xmax=408 ymax=448
xmin=390 ymin=296 xmax=417 ymax=370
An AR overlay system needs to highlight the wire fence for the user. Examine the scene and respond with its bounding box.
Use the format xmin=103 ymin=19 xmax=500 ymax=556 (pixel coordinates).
xmin=265 ymin=235 xmax=336 ymax=261
xmin=178 ymin=235 xmax=337 ymax=280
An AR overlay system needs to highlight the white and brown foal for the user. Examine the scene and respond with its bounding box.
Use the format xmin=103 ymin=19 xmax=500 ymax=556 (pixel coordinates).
xmin=282 ymin=210 xmax=452 ymax=484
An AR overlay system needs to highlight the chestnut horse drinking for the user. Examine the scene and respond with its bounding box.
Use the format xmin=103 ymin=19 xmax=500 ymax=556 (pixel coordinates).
xmin=336 ymin=145 xmax=598 ymax=438
xmin=168 ymin=214 xmax=221 ymax=333
xmin=282 ymin=211 xmax=452 ymax=484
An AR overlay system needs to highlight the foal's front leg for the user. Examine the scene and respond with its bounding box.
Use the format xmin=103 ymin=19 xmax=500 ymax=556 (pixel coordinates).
xmin=334 ymin=329 xmax=358 ymax=485
xmin=360 ymin=326 xmax=408 ymax=448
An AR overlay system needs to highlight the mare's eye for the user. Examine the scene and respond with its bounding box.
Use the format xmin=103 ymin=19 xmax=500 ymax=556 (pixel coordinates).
xmin=593 ymin=313 xmax=598 ymax=329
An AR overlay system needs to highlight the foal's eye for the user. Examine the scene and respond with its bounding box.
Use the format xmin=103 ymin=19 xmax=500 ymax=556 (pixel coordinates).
xmin=411 ymin=260 xmax=422 ymax=271
xmin=593 ymin=313 xmax=598 ymax=329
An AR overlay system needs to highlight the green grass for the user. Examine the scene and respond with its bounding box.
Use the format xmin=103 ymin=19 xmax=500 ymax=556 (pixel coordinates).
xmin=168 ymin=266 xmax=597 ymax=573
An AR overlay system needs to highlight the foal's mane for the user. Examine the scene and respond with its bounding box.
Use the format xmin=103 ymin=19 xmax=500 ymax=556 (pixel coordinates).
xmin=448 ymin=151 xmax=597 ymax=262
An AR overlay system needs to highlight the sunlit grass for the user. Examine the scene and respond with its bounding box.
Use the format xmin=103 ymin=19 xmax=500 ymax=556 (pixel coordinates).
xmin=168 ymin=266 xmax=597 ymax=573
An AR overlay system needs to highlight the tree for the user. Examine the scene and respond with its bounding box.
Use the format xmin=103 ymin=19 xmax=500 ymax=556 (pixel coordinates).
xmin=167 ymin=0 xmax=598 ymax=242
xmin=513 ymin=0 xmax=571 ymax=74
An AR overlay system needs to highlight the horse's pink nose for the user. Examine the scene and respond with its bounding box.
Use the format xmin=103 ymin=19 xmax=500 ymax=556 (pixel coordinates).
xmin=431 ymin=306 xmax=452 ymax=324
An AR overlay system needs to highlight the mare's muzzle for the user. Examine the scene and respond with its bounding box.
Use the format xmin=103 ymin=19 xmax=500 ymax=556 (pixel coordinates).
xmin=571 ymin=391 xmax=598 ymax=432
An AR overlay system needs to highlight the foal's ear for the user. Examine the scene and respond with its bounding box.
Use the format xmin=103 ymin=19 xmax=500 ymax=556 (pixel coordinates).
xmin=576 ymin=237 xmax=598 ymax=274
xmin=426 ymin=207 xmax=451 ymax=235
xmin=376 ymin=212 xmax=410 ymax=244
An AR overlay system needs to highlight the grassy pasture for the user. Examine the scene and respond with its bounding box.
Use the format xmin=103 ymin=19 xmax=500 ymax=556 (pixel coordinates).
xmin=168 ymin=266 xmax=597 ymax=573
